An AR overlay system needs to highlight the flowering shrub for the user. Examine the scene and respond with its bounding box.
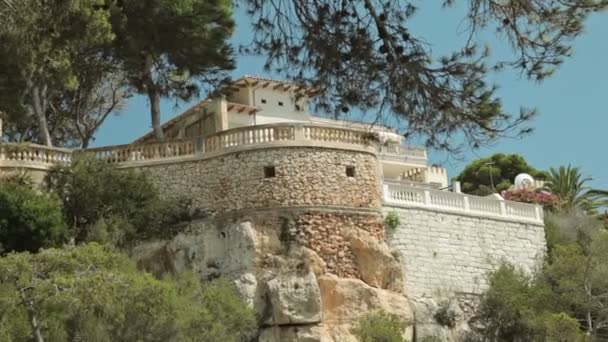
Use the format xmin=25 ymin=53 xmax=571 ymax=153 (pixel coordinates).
xmin=502 ymin=189 xmax=560 ymax=211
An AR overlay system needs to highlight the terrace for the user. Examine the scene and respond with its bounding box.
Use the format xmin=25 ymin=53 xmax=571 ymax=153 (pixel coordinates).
xmin=0 ymin=122 xmax=543 ymax=224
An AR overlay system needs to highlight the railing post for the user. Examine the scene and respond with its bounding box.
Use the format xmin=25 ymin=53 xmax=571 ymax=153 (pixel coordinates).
xmin=423 ymin=190 xmax=431 ymax=206
xmin=453 ymin=181 xmax=461 ymax=193
xmin=500 ymin=201 xmax=507 ymax=217
xmin=294 ymin=125 xmax=305 ymax=140
xmin=534 ymin=205 xmax=543 ymax=222
xmin=383 ymin=184 xmax=390 ymax=202
xmin=463 ymin=195 xmax=470 ymax=212
xmin=195 ymin=137 xmax=205 ymax=154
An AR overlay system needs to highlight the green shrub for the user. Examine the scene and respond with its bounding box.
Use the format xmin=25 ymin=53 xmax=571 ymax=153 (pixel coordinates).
xmin=352 ymin=311 xmax=407 ymax=342
xmin=0 ymin=182 xmax=68 ymax=253
xmin=384 ymin=211 xmax=401 ymax=231
xmin=45 ymin=156 xmax=190 ymax=246
xmin=434 ymin=300 xmax=457 ymax=328
xmin=0 ymin=244 xmax=256 ymax=341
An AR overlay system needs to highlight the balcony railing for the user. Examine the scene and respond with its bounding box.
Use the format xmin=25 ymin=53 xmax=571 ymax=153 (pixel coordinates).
xmin=378 ymin=143 xmax=427 ymax=165
xmin=383 ymin=179 xmax=443 ymax=190
xmin=83 ymin=123 xmax=375 ymax=165
xmin=383 ymin=183 xmax=543 ymax=224
xmin=0 ymin=143 xmax=72 ymax=170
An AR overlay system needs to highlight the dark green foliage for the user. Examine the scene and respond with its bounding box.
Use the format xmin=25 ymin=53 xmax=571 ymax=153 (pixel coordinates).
xmin=45 ymin=156 xmax=189 ymax=246
xmin=352 ymin=311 xmax=407 ymax=342
xmin=434 ymin=301 xmax=457 ymax=329
xmin=478 ymin=212 xmax=608 ymax=340
xmin=544 ymin=165 xmax=608 ymax=214
xmin=456 ymin=153 xmax=547 ymax=195
xmin=0 ymin=183 xmax=67 ymax=254
xmin=384 ymin=211 xmax=401 ymax=232
xmin=107 ymin=0 xmax=235 ymax=141
xmin=0 ymin=244 xmax=256 ymax=341
xmin=243 ymin=0 xmax=607 ymax=152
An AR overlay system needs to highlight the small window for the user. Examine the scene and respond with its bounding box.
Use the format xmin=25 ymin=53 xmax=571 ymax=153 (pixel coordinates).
xmin=346 ymin=166 xmax=356 ymax=177
xmin=261 ymin=99 xmax=267 ymax=104
xmin=264 ymin=166 xmax=276 ymax=178
xmin=278 ymin=101 xmax=284 ymax=106
xmin=295 ymin=104 xmax=302 ymax=111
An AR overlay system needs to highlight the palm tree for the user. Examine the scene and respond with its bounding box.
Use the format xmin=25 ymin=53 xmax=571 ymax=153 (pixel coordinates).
xmin=543 ymin=165 xmax=608 ymax=214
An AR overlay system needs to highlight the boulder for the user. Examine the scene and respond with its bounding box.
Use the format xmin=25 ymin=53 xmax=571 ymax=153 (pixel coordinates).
xmin=411 ymin=297 xmax=472 ymax=342
xmin=317 ymin=274 xmax=414 ymax=341
xmin=345 ymin=228 xmax=404 ymax=292
xmin=265 ymin=271 xmax=322 ymax=325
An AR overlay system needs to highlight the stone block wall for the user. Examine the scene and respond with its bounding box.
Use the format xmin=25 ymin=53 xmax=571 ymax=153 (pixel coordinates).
xmin=138 ymin=147 xmax=381 ymax=213
xmin=295 ymin=211 xmax=384 ymax=278
xmin=385 ymin=206 xmax=546 ymax=299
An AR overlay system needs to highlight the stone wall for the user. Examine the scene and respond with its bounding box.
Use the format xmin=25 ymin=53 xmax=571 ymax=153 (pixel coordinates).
xmin=385 ymin=206 xmax=546 ymax=299
xmin=295 ymin=211 xmax=384 ymax=279
xmin=138 ymin=147 xmax=381 ymax=213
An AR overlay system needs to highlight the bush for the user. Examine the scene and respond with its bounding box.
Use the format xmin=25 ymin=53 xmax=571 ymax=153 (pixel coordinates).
xmin=384 ymin=211 xmax=401 ymax=232
xmin=434 ymin=300 xmax=457 ymax=328
xmin=0 ymin=182 xmax=68 ymax=253
xmin=502 ymin=188 xmax=560 ymax=211
xmin=352 ymin=311 xmax=407 ymax=342
xmin=45 ymin=156 xmax=190 ymax=246
xmin=0 ymin=244 xmax=256 ymax=341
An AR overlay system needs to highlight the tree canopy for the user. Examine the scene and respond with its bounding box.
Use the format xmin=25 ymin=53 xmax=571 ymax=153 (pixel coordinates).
xmin=0 ymin=182 xmax=68 ymax=254
xmin=543 ymin=165 xmax=608 ymax=214
xmin=242 ymin=0 xmax=608 ymax=152
xmin=0 ymin=244 xmax=256 ymax=342
xmin=0 ymin=0 xmax=117 ymax=147
xmin=106 ymin=0 xmax=236 ymax=141
xmin=456 ymin=153 xmax=547 ymax=195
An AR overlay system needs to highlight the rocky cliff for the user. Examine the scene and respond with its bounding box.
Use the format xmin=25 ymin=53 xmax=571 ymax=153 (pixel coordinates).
xmin=132 ymin=209 xmax=414 ymax=341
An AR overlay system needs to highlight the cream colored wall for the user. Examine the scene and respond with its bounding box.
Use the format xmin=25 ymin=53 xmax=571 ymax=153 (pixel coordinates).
xmin=422 ymin=167 xmax=449 ymax=188
xmin=252 ymin=88 xmax=310 ymax=124
xmin=227 ymin=87 xmax=252 ymax=105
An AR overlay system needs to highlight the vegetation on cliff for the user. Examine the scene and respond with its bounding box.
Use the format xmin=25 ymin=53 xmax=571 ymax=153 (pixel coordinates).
xmin=0 ymin=167 xmax=254 ymax=341
xmin=0 ymin=244 xmax=255 ymax=342
xmin=476 ymin=212 xmax=608 ymax=341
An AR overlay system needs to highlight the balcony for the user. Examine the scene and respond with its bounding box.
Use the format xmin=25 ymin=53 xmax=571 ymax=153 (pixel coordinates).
xmin=378 ymin=143 xmax=427 ymax=166
xmin=0 ymin=143 xmax=72 ymax=170
xmin=83 ymin=123 xmax=378 ymax=165
xmin=383 ymin=183 xmax=543 ymax=224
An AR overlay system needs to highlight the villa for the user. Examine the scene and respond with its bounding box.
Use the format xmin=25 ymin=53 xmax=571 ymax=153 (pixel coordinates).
xmin=0 ymin=75 xmax=546 ymax=304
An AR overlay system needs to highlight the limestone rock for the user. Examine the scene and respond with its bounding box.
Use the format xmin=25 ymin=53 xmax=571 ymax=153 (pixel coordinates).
xmin=266 ymin=271 xmax=322 ymax=325
xmin=317 ymin=273 xmax=413 ymax=341
xmin=411 ymin=297 xmax=472 ymax=342
xmin=295 ymin=247 xmax=326 ymax=276
xmin=258 ymin=324 xmax=329 ymax=342
xmin=234 ymin=272 xmax=258 ymax=309
xmin=346 ymin=228 xmax=404 ymax=292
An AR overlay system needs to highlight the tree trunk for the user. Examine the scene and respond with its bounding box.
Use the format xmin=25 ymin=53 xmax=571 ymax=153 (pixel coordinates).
xmin=31 ymin=85 xmax=53 ymax=146
xmin=21 ymin=294 xmax=44 ymax=342
xmin=148 ymin=87 xmax=164 ymax=142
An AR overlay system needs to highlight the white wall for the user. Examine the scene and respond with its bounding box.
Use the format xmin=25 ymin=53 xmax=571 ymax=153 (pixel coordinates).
xmin=385 ymin=206 xmax=546 ymax=299
xmin=251 ymin=88 xmax=311 ymax=124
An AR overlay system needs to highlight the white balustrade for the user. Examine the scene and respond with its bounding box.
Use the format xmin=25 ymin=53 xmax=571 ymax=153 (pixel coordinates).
xmin=384 ymin=183 xmax=543 ymax=224
xmin=85 ymin=140 xmax=196 ymax=163
xmin=81 ymin=123 xmax=374 ymax=165
xmin=0 ymin=143 xmax=72 ymax=169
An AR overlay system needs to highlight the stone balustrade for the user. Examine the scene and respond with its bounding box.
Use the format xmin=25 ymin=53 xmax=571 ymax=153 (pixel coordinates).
xmin=378 ymin=143 xmax=428 ymax=165
xmin=0 ymin=143 xmax=72 ymax=170
xmin=81 ymin=123 xmax=381 ymax=165
xmin=84 ymin=140 xmax=197 ymax=163
xmin=383 ymin=183 xmax=543 ymax=224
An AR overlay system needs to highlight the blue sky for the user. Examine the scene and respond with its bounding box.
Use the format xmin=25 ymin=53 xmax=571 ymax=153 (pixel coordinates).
xmin=94 ymin=4 xmax=608 ymax=189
